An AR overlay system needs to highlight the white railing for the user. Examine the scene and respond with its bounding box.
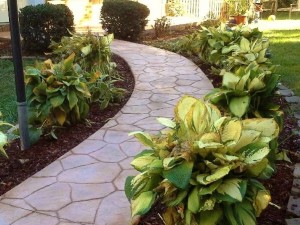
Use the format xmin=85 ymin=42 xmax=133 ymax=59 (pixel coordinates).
xmin=178 ymin=0 xmax=225 ymax=19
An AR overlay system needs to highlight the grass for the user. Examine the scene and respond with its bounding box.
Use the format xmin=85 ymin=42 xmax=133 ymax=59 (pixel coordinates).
xmin=0 ymin=59 xmax=36 ymax=124
xmin=262 ymin=11 xmax=300 ymax=20
xmin=263 ymin=29 xmax=300 ymax=96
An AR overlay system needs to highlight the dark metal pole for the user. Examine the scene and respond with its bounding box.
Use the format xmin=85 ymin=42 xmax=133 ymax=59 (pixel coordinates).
xmin=7 ymin=0 xmax=30 ymax=150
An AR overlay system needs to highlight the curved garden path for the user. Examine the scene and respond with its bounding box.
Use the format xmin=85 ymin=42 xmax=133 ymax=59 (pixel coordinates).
xmin=0 ymin=40 xmax=213 ymax=225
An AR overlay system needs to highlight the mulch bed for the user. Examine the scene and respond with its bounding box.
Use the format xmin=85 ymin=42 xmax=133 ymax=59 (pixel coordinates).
xmin=0 ymin=49 xmax=135 ymax=195
xmin=1 ymin=31 xmax=300 ymax=225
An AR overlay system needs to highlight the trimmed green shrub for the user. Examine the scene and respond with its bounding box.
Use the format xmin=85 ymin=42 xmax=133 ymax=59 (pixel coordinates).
xmin=19 ymin=3 xmax=74 ymax=53
xmin=101 ymin=0 xmax=150 ymax=41
xmin=125 ymin=96 xmax=279 ymax=225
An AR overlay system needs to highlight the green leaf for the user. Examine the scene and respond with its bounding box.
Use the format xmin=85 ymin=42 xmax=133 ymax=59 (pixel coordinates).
xmin=163 ymin=160 xmax=193 ymax=189
xmin=240 ymin=37 xmax=250 ymax=52
xmin=28 ymin=127 xmax=42 ymax=145
xmin=67 ymin=91 xmax=78 ymax=109
xmin=222 ymin=72 xmax=240 ymax=89
xmin=229 ymin=95 xmax=250 ymax=118
xmin=131 ymin=191 xmax=156 ymax=217
xmin=168 ymin=190 xmax=188 ymax=207
xmin=125 ymin=176 xmax=135 ymax=201
xmin=248 ymin=77 xmax=265 ymax=91
xmin=217 ymin=179 xmax=247 ymax=202
xmin=50 ymin=95 xmax=65 ymax=108
xmin=81 ymin=44 xmax=92 ymax=56
xmin=199 ymin=179 xmax=222 ymax=195
xmin=188 ymin=187 xmax=200 ymax=213
xmin=129 ymin=131 xmax=154 ymax=147
xmin=232 ymin=130 xmax=261 ymax=152
xmin=199 ymin=208 xmax=223 ymax=225
xmin=157 ymin=118 xmax=176 ymax=128
xmin=244 ymin=53 xmax=256 ymax=62
xmin=234 ymin=201 xmax=256 ymax=225
xmin=175 ymin=96 xmax=197 ymax=122
xmin=53 ymin=108 xmax=67 ymax=126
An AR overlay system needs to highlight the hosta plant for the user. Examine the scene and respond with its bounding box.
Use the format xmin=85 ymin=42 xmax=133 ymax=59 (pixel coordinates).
xmin=205 ymin=63 xmax=283 ymax=128
xmin=50 ymin=32 xmax=115 ymax=74
xmin=176 ymin=24 xmax=266 ymax=73
xmin=25 ymin=53 xmax=91 ymax=129
xmin=125 ymin=96 xmax=279 ymax=225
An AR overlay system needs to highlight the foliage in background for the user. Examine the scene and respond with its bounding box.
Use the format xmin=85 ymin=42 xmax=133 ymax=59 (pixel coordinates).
xmin=153 ymin=16 xmax=171 ymax=38
xmin=165 ymin=0 xmax=185 ymax=17
xmin=50 ymin=33 xmax=115 ymax=74
xmin=126 ymin=96 xmax=279 ymax=225
xmin=19 ymin=3 xmax=74 ymax=53
xmin=101 ymin=0 xmax=150 ymax=41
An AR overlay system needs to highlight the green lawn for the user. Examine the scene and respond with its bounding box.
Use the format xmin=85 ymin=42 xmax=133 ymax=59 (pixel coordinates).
xmin=262 ymin=11 xmax=300 ymax=20
xmin=263 ymin=29 xmax=300 ymax=96
xmin=0 ymin=59 xmax=36 ymax=124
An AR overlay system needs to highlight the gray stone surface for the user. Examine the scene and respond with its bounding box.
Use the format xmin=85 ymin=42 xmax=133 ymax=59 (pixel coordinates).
xmin=285 ymin=96 xmax=300 ymax=104
xmin=294 ymin=163 xmax=300 ymax=178
xmin=0 ymin=40 xmax=213 ymax=225
xmin=285 ymin=218 xmax=300 ymax=225
xmin=287 ymin=196 xmax=300 ymax=216
xmin=292 ymin=179 xmax=300 ymax=196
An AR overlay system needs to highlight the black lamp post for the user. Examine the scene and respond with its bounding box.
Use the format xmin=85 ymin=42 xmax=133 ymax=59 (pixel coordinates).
xmin=7 ymin=0 xmax=30 ymax=150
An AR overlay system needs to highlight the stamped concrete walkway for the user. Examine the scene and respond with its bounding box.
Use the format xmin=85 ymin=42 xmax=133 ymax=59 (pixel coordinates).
xmin=0 ymin=40 xmax=213 ymax=225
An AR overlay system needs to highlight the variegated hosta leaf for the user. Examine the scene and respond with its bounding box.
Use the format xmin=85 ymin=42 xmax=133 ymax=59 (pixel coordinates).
xmin=239 ymin=142 xmax=270 ymax=165
xmin=232 ymin=129 xmax=261 ymax=153
xmin=131 ymin=150 xmax=156 ymax=171
xmin=253 ymin=190 xmax=271 ymax=216
xmin=205 ymin=103 xmax=221 ymax=126
xmin=192 ymin=100 xmax=209 ymax=133
xmin=246 ymin=158 xmax=270 ymax=178
xmin=157 ymin=117 xmax=176 ymax=128
xmin=213 ymin=153 xmax=239 ymax=162
xmin=131 ymin=191 xmax=156 ymax=217
xmin=131 ymin=172 xmax=161 ymax=199
xmin=129 ymin=131 xmax=154 ymax=147
xmin=221 ymin=119 xmax=242 ymax=145
xmin=242 ymin=118 xmax=279 ymax=141
xmin=197 ymin=166 xmax=231 ymax=185
xmin=174 ymin=96 xmax=198 ymax=123
xmin=216 ymin=179 xmax=247 ymax=203
xmin=199 ymin=179 xmax=222 ymax=195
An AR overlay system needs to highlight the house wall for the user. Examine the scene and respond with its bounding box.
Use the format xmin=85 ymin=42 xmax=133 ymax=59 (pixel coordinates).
xmin=0 ymin=0 xmax=45 ymax=23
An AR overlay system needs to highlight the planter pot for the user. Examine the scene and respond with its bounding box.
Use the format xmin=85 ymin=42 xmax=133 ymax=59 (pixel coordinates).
xmin=234 ymin=15 xmax=247 ymax=25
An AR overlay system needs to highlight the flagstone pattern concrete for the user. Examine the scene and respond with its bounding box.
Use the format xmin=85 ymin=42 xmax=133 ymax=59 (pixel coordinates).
xmin=0 ymin=40 xmax=213 ymax=225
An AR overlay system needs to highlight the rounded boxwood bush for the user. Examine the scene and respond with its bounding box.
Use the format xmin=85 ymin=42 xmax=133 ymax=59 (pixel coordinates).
xmin=101 ymin=0 xmax=150 ymax=41
xmin=19 ymin=3 xmax=74 ymax=53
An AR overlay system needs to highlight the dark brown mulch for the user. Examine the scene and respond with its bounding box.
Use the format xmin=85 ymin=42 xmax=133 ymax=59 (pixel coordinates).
xmin=0 ymin=51 xmax=135 ymax=195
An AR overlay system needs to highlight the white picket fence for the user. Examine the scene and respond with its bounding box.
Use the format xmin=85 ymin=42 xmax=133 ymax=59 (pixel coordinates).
xmin=179 ymin=0 xmax=225 ymax=19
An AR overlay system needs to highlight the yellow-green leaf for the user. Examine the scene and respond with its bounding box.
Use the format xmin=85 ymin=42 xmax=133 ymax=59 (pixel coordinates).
xmin=217 ymin=179 xmax=247 ymax=202
xmin=129 ymin=131 xmax=154 ymax=147
xmin=188 ymin=187 xmax=200 ymax=213
xmin=221 ymin=119 xmax=242 ymax=145
xmin=253 ymin=190 xmax=271 ymax=216
xmin=199 ymin=208 xmax=223 ymax=225
xmin=50 ymin=95 xmax=65 ymax=108
xmin=0 ymin=132 xmax=8 ymax=158
xmin=131 ymin=191 xmax=156 ymax=217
